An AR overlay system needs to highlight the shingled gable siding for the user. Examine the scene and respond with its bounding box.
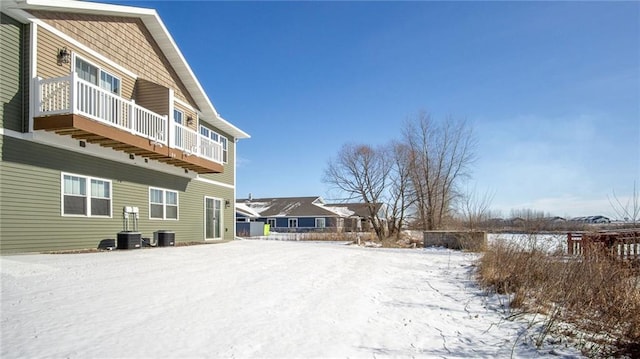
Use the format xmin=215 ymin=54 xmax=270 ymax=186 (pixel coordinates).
xmin=1 ymin=13 xmax=28 ymax=132
xmin=28 ymin=10 xmax=197 ymax=106
xmin=36 ymin=27 xmax=136 ymax=99
xmin=32 ymin=12 xmax=231 ymax=161
xmin=0 ymin=136 xmax=235 ymax=253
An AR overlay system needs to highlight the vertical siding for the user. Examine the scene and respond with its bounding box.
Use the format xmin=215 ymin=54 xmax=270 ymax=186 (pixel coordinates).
xmin=0 ymin=136 xmax=235 ymax=253
xmin=0 ymin=12 xmax=27 ymax=132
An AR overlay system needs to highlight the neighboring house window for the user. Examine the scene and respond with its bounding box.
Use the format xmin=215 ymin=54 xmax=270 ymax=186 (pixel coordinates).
xmin=316 ymin=218 xmax=326 ymax=228
xmin=288 ymin=218 xmax=298 ymax=228
xmin=75 ymin=57 xmax=120 ymax=95
xmin=267 ymin=218 xmax=276 ymax=228
xmin=62 ymin=173 xmax=111 ymax=217
xmin=199 ymin=125 xmax=228 ymax=163
xmin=149 ymin=188 xmax=178 ymax=220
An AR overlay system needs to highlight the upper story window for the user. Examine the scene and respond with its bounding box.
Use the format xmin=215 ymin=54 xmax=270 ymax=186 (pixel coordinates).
xmin=199 ymin=125 xmax=228 ymax=163
xmin=61 ymin=173 xmax=112 ymax=217
xmin=75 ymin=57 xmax=120 ymax=95
xmin=174 ymin=109 xmax=184 ymax=125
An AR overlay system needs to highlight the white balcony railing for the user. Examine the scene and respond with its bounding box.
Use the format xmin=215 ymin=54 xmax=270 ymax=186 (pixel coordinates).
xmin=171 ymin=122 xmax=222 ymax=163
xmin=35 ymin=73 xmax=223 ymax=164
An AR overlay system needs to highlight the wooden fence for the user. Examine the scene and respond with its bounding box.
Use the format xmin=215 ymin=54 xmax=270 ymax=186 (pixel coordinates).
xmin=567 ymin=229 xmax=640 ymax=261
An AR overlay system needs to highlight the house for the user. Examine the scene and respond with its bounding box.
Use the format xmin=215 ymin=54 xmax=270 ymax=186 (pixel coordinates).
xmin=237 ymin=196 xmax=384 ymax=234
xmin=324 ymin=202 xmax=386 ymax=232
xmin=0 ymin=0 xmax=249 ymax=253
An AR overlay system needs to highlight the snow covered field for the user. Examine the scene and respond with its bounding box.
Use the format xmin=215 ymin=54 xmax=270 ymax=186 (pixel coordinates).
xmin=488 ymin=233 xmax=569 ymax=254
xmin=1 ymin=240 xmax=582 ymax=358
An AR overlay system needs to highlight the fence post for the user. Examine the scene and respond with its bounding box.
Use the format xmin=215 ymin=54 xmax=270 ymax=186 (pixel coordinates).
xmin=567 ymin=232 xmax=573 ymax=256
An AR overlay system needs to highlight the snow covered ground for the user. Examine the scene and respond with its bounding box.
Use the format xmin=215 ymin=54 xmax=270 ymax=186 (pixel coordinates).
xmin=488 ymin=233 xmax=569 ymax=254
xmin=1 ymin=240 xmax=582 ymax=358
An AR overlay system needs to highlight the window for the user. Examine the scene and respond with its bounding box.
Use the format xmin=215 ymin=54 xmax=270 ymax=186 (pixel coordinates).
xmin=288 ymin=218 xmax=298 ymax=228
xmin=220 ymin=136 xmax=228 ymax=163
xmin=316 ymin=218 xmax=326 ymax=228
xmin=267 ymin=218 xmax=276 ymax=228
xmin=149 ymin=188 xmax=178 ymax=220
xmin=199 ymin=125 xmax=229 ymax=163
xmin=62 ymin=173 xmax=111 ymax=217
xmin=100 ymin=71 xmax=120 ymax=95
xmin=75 ymin=57 xmax=120 ymax=95
xmin=75 ymin=59 xmax=98 ymax=85
xmin=174 ymin=109 xmax=183 ymax=125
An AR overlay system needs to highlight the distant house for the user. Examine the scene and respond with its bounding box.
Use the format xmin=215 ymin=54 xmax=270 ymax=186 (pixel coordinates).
xmin=324 ymin=202 xmax=386 ymax=232
xmin=236 ymin=196 xmax=384 ymax=233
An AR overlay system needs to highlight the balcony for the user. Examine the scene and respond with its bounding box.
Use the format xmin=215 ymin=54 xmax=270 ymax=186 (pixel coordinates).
xmin=33 ymin=73 xmax=223 ymax=174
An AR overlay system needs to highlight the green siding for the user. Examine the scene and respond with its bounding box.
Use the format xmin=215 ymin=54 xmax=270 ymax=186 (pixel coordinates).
xmin=0 ymin=12 xmax=28 ymax=132
xmin=201 ymin=129 xmax=235 ymax=186
xmin=0 ymin=136 xmax=236 ymax=253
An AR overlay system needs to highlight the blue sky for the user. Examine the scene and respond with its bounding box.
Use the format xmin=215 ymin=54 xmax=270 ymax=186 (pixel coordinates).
xmin=104 ymin=0 xmax=639 ymax=218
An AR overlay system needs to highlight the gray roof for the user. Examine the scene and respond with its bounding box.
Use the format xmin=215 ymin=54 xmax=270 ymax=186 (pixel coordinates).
xmin=326 ymin=203 xmax=383 ymax=218
xmin=237 ymin=196 xmax=342 ymax=218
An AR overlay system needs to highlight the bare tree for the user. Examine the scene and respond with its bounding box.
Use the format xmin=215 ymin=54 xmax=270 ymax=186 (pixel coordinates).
xmin=457 ymin=185 xmax=495 ymax=230
xmin=403 ymin=112 xmax=476 ymax=230
xmin=386 ymin=141 xmax=415 ymax=238
xmin=608 ymin=181 xmax=639 ymax=225
xmin=323 ymin=143 xmax=390 ymax=240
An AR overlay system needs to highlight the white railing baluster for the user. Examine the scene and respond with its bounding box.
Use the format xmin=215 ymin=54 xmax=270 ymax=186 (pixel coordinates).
xmin=36 ymin=74 xmax=230 ymax=156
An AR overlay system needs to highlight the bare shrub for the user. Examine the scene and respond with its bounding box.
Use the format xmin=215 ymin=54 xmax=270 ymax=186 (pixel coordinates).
xmin=477 ymin=238 xmax=640 ymax=357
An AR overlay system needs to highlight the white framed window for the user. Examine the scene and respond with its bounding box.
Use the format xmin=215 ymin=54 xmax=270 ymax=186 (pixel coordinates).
xmin=288 ymin=218 xmax=298 ymax=228
xmin=315 ymin=218 xmax=326 ymax=228
xmin=61 ymin=173 xmax=112 ymax=217
xmin=173 ymin=109 xmax=183 ymax=125
xmin=267 ymin=218 xmax=276 ymax=228
xmin=199 ymin=125 xmax=229 ymax=163
xmin=75 ymin=56 xmax=120 ymax=95
xmin=220 ymin=136 xmax=228 ymax=163
xmin=149 ymin=187 xmax=179 ymax=220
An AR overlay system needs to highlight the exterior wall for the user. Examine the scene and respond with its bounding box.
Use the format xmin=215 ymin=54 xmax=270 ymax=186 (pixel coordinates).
xmin=0 ymin=13 xmax=28 ymax=132
xmin=135 ymin=78 xmax=169 ymax=116
xmin=28 ymin=10 xmax=197 ymax=106
xmin=257 ymin=216 xmax=338 ymax=232
xmin=37 ymin=27 xmax=137 ymax=100
xmin=0 ymin=136 xmax=235 ymax=253
xmin=173 ymin=101 xmax=198 ymax=131
xmin=200 ymin=128 xmax=235 ymax=186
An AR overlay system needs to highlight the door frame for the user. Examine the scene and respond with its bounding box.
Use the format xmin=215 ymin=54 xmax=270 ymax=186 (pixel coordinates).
xmin=204 ymin=196 xmax=223 ymax=240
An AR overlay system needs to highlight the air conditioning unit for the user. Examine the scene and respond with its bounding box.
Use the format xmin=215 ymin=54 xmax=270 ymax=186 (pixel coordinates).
xmin=117 ymin=231 xmax=141 ymax=249
xmin=154 ymin=230 xmax=175 ymax=247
